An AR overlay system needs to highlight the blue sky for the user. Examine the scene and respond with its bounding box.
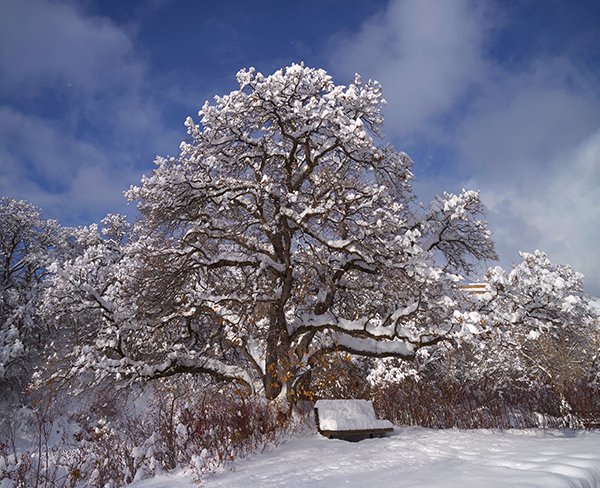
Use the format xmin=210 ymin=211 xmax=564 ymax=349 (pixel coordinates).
xmin=1 ymin=0 xmax=599 ymax=294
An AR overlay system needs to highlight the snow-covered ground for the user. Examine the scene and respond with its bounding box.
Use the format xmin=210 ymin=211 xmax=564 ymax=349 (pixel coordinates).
xmin=132 ymin=428 xmax=600 ymax=488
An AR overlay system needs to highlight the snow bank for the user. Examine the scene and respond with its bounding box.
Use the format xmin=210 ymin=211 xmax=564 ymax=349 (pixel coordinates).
xmin=199 ymin=428 xmax=600 ymax=488
xmin=128 ymin=471 xmax=197 ymax=488
xmin=314 ymin=399 xmax=393 ymax=431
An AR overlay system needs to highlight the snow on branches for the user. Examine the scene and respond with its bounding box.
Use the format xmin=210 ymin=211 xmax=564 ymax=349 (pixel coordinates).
xmin=9 ymin=65 xmax=597 ymax=411
xmin=423 ymin=190 xmax=497 ymax=274
xmin=0 ymin=198 xmax=65 ymax=385
xmin=109 ymin=64 xmax=496 ymax=402
xmin=458 ymin=250 xmax=599 ymax=391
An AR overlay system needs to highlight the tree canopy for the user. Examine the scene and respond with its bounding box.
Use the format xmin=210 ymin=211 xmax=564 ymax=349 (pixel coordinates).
xmin=42 ymin=64 xmax=496 ymax=402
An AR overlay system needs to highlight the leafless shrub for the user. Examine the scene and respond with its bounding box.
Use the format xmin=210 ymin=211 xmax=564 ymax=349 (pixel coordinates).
xmin=372 ymin=375 xmax=599 ymax=430
xmin=1 ymin=377 xmax=292 ymax=487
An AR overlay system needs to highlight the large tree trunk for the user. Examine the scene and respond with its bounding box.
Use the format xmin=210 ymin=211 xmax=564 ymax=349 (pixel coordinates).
xmin=264 ymin=331 xmax=283 ymax=401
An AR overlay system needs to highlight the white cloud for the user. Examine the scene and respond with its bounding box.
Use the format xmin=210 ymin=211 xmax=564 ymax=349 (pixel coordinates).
xmin=329 ymin=0 xmax=490 ymax=137
xmin=535 ymin=130 xmax=600 ymax=278
xmin=0 ymin=0 xmax=179 ymax=225
xmin=453 ymin=58 xmax=600 ymax=294
xmin=455 ymin=59 xmax=600 ymax=186
xmin=0 ymin=0 xmax=142 ymax=96
xmin=479 ymin=129 xmax=600 ymax=295
xmin=0 ymin=107 xmax=139 ymax=224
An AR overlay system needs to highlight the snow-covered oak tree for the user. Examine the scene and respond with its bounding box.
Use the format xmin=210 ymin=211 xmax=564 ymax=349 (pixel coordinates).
xmin=58 ymin=65 xmax=496 ymax=403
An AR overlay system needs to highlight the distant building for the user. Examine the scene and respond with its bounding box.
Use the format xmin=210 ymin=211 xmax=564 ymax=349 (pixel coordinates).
xmin=459 ymin=283 xmax=490 ymax=295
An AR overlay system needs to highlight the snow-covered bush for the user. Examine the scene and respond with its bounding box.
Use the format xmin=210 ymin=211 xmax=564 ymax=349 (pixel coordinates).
xmin=0 ymin=379 xmax=291 ymax=487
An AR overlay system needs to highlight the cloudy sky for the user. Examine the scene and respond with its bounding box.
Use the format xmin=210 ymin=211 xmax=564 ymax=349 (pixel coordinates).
xmin=1 ymin=0 xmax=599 ymax=294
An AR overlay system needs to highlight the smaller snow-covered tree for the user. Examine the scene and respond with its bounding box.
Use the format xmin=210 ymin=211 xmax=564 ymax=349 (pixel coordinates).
xmin=0 ymin=197 xmax=68 ymax=393
xmin=367 ymin=251 xmax=599 ymax=428
xmin=42 ymin=214 xmax=135 ymax=387
xmin=465 ymin=250 xmax=598 ymax=392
